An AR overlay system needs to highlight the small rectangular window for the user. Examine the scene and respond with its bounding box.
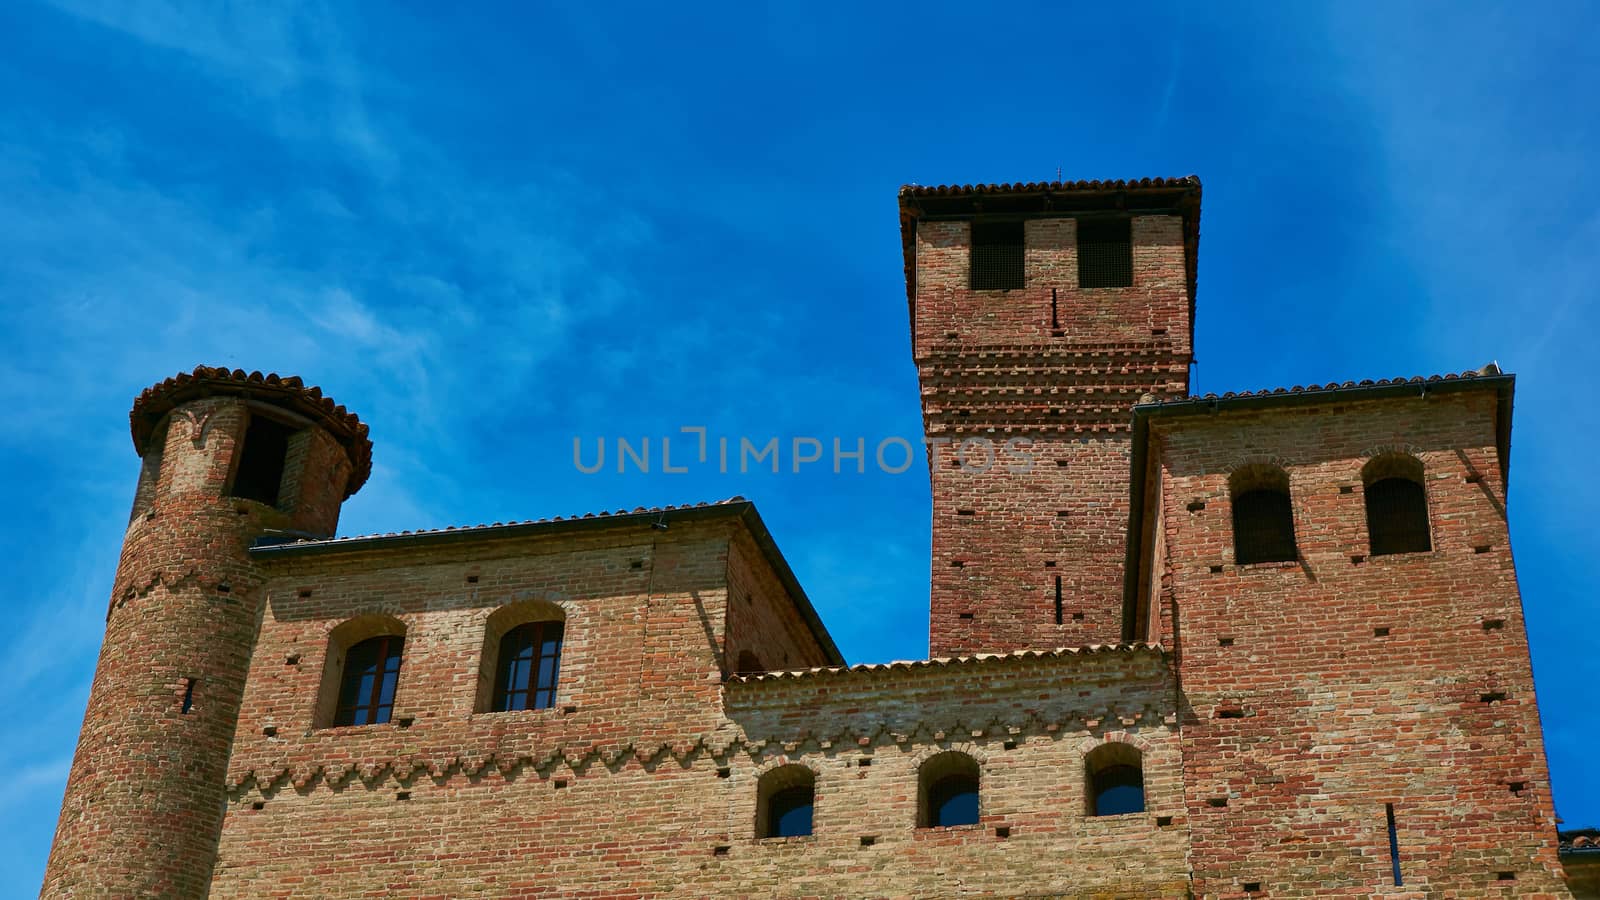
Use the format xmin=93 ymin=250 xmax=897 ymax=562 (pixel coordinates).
xmin=971 ymin=221 xmax=1024 ymax=290
xmin=231 ymin=414 xmax=296 ymax=506
xmin=1077 ymin=218 xmax=1132 ymax=288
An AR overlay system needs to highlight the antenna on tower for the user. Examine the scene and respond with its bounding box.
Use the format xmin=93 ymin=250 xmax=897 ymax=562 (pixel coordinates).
xmin=1056 ymin=165 xmax=1062 ymax=181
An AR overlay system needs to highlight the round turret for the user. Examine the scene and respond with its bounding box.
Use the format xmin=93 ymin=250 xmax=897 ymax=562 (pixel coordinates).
xmin=43 ymin=367 xmax=370 ymax=897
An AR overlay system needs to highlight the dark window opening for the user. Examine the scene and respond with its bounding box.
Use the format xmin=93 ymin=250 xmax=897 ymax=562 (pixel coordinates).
xmin=1233 ymin=486 xmax=1297 ymax=565
xmin=1090 ymin=764 xmax=1145 ymax=816
xmin=1086 ymin=743 xmax=1146 ymax=816
xmin=1366 ymin=477 xmax=1431 ymax=556
xmin=757 ymin=766 xmax=815 ymax=838
xmin=231 ymin=414 xmax=296 ymax=506
xmin=180 ymin=678 xmax=195 ymax=714
xmin=334 ymin=635 xmax=404 ymax=726
xmin=971 ymin=221 xmax=1024 ymax=290
xmin=1077 ymin=217 xmax=1132 ymax=288
xmin=492 ymin=621 xmax=563 ymax=712
xmin=766 ymin=786 xmax=814 ymax=838
xmin=928 ymin=774 xmax=979 ymax=827
xmin=919 ymin=752 xmax=980 ymax=828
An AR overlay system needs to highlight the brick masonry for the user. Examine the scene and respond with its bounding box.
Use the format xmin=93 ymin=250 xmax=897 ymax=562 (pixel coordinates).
xmin=41 ymin=178 xmax=1584 ymax=898
xmin=913 ymin=214 xmax=1191 ymax=656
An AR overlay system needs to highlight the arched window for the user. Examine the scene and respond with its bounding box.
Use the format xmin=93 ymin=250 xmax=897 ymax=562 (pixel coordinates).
xmin=1364 ymin=455 xmax=1431 ymax=556
xmin=1086 ymin=743 xmax=1145 ymax=816
xmin=1231 ymin=465 xmax=1297 ymax=564
xmin=756 ymin=765 xmax=815 ymax=838
xmin=918 ymin=751 xmax=980 ymax=828
xmin=491 ymin=621 xmax=564 ymax=712
xmin=333 ymin=635 xmax=404 ymax=727
xmin=478 ymin=601 xmax=567 ymax=714
xmin=317 ymin=615 xmax=407 ymax=729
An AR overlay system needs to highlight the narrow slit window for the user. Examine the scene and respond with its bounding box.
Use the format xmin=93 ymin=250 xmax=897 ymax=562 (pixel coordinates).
xmin=334 ymin=635 xmax=404 ymax=726
xmin=181 ymin=678 xmax=195 ymax=714
xmin=971 ymin=221 xmax=1024 ymax=291
xmin=492 ymin=621 xmax=563 ymax=712
xmin=230 ymin=414 xmax=296 ymax=507
xmin=1386 ymin=803 xmax=1402 ymax=886
xmin=1077 ymin=218 xmax=1132 ymax=288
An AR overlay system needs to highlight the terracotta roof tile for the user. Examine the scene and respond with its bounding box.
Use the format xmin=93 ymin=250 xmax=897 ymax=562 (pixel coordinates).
xmin=1136 ymin=365 xmax=1506 ymax=408
xmin=728 ymin=642 xmax=1164 ymax=684
xmin=130 ymin=365 xmax=373 ymax=498
xmin=899 ymin=176 xmax=1199 ymax=197
xmin=1562 ymin=829 xmax=1600 ymax=852
xmin=261 ymin=497 xmax=750 ymax=548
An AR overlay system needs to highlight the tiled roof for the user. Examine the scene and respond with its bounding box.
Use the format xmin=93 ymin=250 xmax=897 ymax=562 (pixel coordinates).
xmin=259 ymin=497 xmax=750 ymax=548
xmin=899 ymin=176 xmax=1200 ymax=197
xmin=1137 ymin=366 xmax=1507 ymax=407
xmin=728 ymin=643 xmax=1164 ymax=684
xmin=1564 ymin=829 xmax=1600 ymax=853
xmin=130 ymin=365 xmax=373 ymax=498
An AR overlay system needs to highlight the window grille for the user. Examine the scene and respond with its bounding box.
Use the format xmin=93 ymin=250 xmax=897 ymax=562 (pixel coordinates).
xmin=1233 ymin=488 xmax=1297 ymax=564
xmin=970 ymin=221 xmax=1024 ymax=290
xmin=1077 ymin=217 xmax=1132 ymax=288
xmin=1366 ymin=477 xmax=1431 ymax=555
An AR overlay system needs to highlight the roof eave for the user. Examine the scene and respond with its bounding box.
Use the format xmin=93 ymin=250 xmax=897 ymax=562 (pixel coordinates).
xmin=250 ymin=500 xmax=846 ymax=668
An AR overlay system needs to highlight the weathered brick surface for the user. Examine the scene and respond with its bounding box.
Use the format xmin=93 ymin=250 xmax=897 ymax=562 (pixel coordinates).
xmin=45 ymin=179 xmax=1581 ymax=898
xmin=1147 ymin=392 xmax=1568 ymax=896
xmin=215 ymin=642 xmax=1184 ymax=898
xmin=44 ymin=396 xmax=351 ymax=898
xmin=915 ymin=215 xmax=1191 ymax=655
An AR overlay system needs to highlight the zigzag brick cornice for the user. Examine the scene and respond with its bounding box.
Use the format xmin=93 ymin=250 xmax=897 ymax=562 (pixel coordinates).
xmin=225 ymin=702 xmax=1174 ymax=799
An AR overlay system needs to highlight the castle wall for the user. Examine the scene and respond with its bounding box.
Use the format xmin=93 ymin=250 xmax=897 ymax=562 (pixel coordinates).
xmin=914 ymin=215 xmax=1191 ymax=655
xmin=216 ymin=636 xmax=1184 ymax=898
xmin=724 ymin=529 xmax=833 ymax=674
xmin=1151 ymin=391 xmax=1568 ymax=896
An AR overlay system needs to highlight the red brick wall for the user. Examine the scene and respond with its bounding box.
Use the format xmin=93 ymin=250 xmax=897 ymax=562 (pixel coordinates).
xmin=215 ymin=638 xmax=1187 ymax=898
xmin=913 ymin=215 xmax=1191 ymax=655
xmin=1149 ymin=391 xmax=1568 ymax=896
xmin=44 ymin=396 xmax=351 ymax=897
xmin=724 ymin=529 xmax=832 ymax=674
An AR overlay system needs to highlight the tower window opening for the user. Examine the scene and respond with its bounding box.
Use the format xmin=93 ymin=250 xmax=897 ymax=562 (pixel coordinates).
xmin=334 ymin=635 xmax=404 ymax=726
xmin=180 ymin=678 xmax=196 ymax=714
xmin=231 ymin=414 xmax=296 ymax=507
xmin=491 ymin=621 xmax=563 ymax=712
xmin=1077 ymin=217 xmax=1132 ymax=288
xmin=1363 ymin=455 xmax=1431 ymax=556
xmin=971 ymin=221 xmax=1025 ymax=291
xmin=919 ymin=751 xmax=980 ymax=828
xmin=1230 ymin=466 xmax=1297 ymax=565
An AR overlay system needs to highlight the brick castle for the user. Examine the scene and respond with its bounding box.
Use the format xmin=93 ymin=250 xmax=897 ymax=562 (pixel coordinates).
xmin=43 ymin=177 xmax=1596 ymax=897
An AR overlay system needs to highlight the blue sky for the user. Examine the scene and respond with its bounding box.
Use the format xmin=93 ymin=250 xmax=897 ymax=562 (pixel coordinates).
xmin=2 ymin=0 xmax=1596 ymax=889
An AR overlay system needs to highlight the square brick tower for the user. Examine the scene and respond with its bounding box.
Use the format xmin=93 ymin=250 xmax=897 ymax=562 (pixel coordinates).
xmin=899 ymin=178 xmax=1200 ymax=655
